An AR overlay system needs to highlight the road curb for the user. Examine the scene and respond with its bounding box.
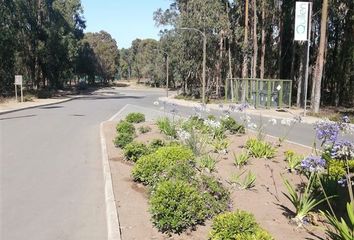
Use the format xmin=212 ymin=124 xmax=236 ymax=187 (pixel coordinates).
xmin=0 ymin=97 xmax=80 ymax=115
xmin=100 ymin=122 xmax=122 ymax=240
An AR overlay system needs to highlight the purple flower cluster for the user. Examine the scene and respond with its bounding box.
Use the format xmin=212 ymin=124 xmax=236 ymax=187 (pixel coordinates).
xmin=314 ymin=120 xmax=340 ymax=144
xmin=301 ymin=156 xmax=326 ymax=172
xmin=331 ymin=140 xmax=354 ymax=160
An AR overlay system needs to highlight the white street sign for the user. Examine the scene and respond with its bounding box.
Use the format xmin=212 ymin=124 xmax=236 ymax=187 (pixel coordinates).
xmin=294 ymin=2 xmax=309 ymax=41
xmin=15 ymin=75 xmax=23 ymax=85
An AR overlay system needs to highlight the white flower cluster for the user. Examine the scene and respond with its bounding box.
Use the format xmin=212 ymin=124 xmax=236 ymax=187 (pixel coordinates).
xmin=280 ymin=118 xmax=296 ymax=126
xmin=204 ymin=119 xmax=221 ymax=129
xmin=240 ymin=115 xmax=251 ymax=123
xmin=177 ymin=129 xmax=191 ymax=141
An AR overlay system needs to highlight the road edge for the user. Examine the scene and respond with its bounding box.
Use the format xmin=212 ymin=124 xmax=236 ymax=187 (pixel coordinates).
xmin=100 ymin=122 xmax=121 ymax=240
xmin=0 ymin=97 xmax=79 ymax=115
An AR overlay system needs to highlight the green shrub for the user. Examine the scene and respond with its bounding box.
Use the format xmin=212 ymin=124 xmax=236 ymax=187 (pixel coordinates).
xmin=182 ymin=116 xmax=205 ymax=131
xmin=126 ymin=112 xmax=145 ymax=123
xmin=123 ymin=142 xmax=148 ymax=162
xmin=116 ymin=120 xmax=135 ymax=135
xmin=233 ymin=151 xmax=250 ymax=168
xmin=221 ymin=116 xmax=245 ymax=134
xmin=198 ymin=175 xmax=230 ymax=217
xmin=230 ymin=171 xmax=256 ymax=190
xmin=212 ymin=137 xmax=229 ymax=153
xmin=138 ymin=125 xmax=151 ymax=134
xmin=157 ymin=117 xmax=177 ymax=138
xmin=284 ymin=150 xmax=303 ymax=172
xmin=114 ymin=133 xmax=134 ymax=148
xmin=198 ymin=155 xmax=217 ymax=173
xmin=149 ymin=180 xmax=207 ymax=233
xmin=148 ymin=139 xmax=165 ymax=152
xmin=209 ymin=210 xmax=273 ymax=240
xmin=245 ymin=138 xmax=276 ymax=159
xmin=132 ymin=145 xmax=195 ymax=186
xmin=37 ymin=89 xmax=52 ymax=99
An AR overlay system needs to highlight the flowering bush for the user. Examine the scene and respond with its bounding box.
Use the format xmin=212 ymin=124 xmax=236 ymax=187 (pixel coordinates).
xmin=301 ymin=156 xmax=326 ymax=173
xmin=314 ymin=120 xmax=340 ymax=145
xmin=331 ymin=140 xmax=354 ymax=160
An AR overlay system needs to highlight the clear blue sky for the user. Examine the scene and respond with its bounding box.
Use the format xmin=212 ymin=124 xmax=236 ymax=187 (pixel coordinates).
xmin=81 ymin=0 xmax=171 ymax=49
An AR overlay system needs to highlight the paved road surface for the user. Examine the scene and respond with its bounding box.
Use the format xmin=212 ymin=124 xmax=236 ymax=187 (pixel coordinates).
xmin=1 ymin=87 xmax=352 ymax=240
xmin=0 ymin=88 xmax=163 ymax=240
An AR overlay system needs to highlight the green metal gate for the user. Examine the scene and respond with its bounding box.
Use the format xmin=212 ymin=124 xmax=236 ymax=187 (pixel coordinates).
xmin=225 ymin=78 xmax=292 ymax=108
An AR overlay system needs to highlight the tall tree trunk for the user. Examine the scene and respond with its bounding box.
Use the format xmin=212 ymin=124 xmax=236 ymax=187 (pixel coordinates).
xmin=312 ymin=0 xmax=329 ymax=113
xmin=241 ymin=0 xmax=249 ymax=102
xmin=260 ymin=0 xmax=266 ymax=79
xmin=252 ymin=0 xmax=258 ymax=79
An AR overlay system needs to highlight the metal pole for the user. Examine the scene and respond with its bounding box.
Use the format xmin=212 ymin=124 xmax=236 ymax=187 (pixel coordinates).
xmin=202 ymin=33 xmax=206 ymax=105
xmin=20 ymin=84 xmax=23 ymax=102
xmin=166 ymin=55 xmax=169 ymax=97
xmin=15 ymin=84 xmax=17 ymax=102
xmin=303 ymin=2 xmax=312 ymax=116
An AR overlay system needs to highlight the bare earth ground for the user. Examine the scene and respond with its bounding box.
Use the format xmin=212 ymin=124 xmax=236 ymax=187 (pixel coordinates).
xmin=104 ymin=121 xmax=327 ymax=240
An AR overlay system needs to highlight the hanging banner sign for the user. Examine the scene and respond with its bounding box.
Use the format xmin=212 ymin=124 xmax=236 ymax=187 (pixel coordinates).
xmin=294 ymin=2 xmax=309 ymax=41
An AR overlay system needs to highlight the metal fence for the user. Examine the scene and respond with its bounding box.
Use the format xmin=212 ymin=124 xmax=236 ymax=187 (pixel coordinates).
xmin=225 ymin=78 xmax=292 ymax=108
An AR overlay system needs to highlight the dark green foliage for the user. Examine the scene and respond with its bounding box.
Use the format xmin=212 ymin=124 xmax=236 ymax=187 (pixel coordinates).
xmin=148 ymin=139 xmax=166 ymax=152
xmin=37 ymin=90 xmax=53 ymax=99
xmin=123 ymin=142 xmax=148 ymax=162
xmin=209 ymin=211 xmax=274 ymax=240
xmin=221 ymin=116 xmax=245 ymax=135
xmin=245 ymin=138 xmax=276 ymax=159
xmin=132 ymin=145 xmax=195 ymax=186
xmin=198 ymin=175 xmax=230 ymax=217
xmin=125 ymin=112 xmax=146 ymax=123
xmin=149 ymin=180 xmax=207 ymax=233
xmin=116 ymin=121 xmax=135 ymax=135
xmin=114 ymin=133 xmax=134 ymax=148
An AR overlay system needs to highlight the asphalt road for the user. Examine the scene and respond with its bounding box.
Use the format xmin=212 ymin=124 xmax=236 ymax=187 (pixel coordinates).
xmin=0 ymin=88 xmax=164 ymax=240
xmin=1 ymin=87 xmax=352 ymax=240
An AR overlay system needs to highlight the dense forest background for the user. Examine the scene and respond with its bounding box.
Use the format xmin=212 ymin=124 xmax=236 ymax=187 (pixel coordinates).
xmin=1 ymin=0 xmax=353 ymax=112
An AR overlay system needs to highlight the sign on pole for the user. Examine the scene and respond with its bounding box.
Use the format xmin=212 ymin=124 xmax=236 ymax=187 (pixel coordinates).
xmin=294 ymin=1 xmax=312 ymax=116
xmin=14 ymin=75 xmax=24 ymax=102
xmin=294 ymin=2 xmax=309 ymax=41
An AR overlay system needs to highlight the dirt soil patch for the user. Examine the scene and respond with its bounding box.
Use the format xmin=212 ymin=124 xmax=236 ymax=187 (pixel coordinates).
xmin=103 ymin=121 xmax=327 ymax=240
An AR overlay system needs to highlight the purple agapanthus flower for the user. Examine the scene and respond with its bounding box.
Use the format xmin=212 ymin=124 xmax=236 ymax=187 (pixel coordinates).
xmin=301 ymin=156 xmax=326 ymax=172
xmin=331 ymin=140 xmax=354 ymax=160
xmin=314 ymin=120 xmax=340 ymax=144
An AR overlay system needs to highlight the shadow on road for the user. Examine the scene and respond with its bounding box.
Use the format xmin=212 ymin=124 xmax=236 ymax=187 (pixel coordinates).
xmin=0 ymin=114 xmax=37 ymax=121
xmin=78 ymin=95 xmax=144 ymax=100
xmin=39 ymin=106 xmax=64 ymax=109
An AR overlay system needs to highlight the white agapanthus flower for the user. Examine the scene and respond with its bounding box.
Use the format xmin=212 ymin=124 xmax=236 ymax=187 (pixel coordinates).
xmin=204 ymin=119 xmax=221 ymax=129
xmin=280 ymin=118 xmax=295 ymax=126
xmin=248 ymin=123 xmax=257 ymax=129
xmin=241 ymin=115 xmax=251 ymax=123
xmin=177 ymin=129 xmax=191 ymax=141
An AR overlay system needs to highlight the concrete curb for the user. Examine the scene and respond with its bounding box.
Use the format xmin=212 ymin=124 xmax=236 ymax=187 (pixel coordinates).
xmin=100 ymin=122 xmax=121 ymax=240
xmin=0 ymin=97 xmax=79 ymax=115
